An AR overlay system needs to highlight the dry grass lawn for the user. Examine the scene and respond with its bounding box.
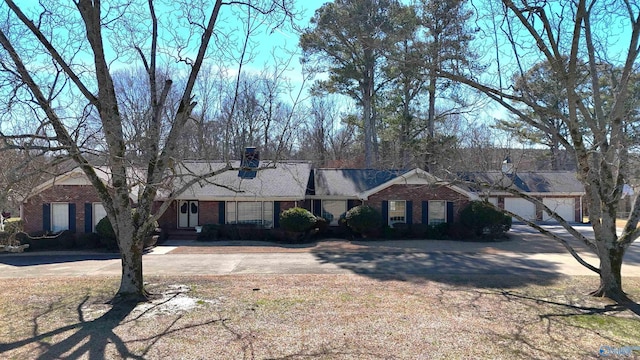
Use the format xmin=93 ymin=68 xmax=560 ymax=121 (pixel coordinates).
xmin=0 ymin=274 xmax=639 ymax=359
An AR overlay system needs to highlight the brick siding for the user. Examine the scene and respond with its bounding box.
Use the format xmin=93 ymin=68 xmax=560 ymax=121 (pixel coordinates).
xmin=22 ymin=185 xmax=102 ymax=234
xmin=367 ymin=184 xmax=470 ymax=224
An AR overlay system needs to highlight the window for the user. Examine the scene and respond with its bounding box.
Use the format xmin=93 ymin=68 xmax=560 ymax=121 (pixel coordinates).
xmin=388 ymin=200 xmax=406 ymax=226
xmin=428 ymin=201 xmax=446 ymax=224
xmin=93 ymin=203 xmax=107 ymax=232
xmin=51 ymin=203 xmax=69 ymax=232
xmin=226 ymin=201 xmax=274 ymax=228
xmin=237 ymin=202 xmax=262 ymax=225
xmin=322 ymin=200 xmax=347 ymax=226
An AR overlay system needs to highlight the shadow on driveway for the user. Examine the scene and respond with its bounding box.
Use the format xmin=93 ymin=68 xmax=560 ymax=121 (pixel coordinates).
xmin=0 ymin=253 xmax=120 ymax=267
xmin=311 ymin=249 xmax=562 ymax=288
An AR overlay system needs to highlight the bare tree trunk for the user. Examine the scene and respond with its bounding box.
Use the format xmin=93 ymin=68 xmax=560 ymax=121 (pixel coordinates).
xmin=593 ymin=241 xmax=626 ymax=300
xmin=117 ymin=231 xmax=146 ymax=300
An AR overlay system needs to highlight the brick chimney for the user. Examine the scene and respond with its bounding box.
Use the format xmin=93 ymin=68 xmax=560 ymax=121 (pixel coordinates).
xmin=502 ymin=156 xmax=514 ymax=174
xmin=239 ymin=147 xmax=259 ymax=179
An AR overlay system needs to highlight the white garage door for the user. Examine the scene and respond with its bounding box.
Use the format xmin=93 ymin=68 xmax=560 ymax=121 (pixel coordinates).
xmin=504 ymin=198 xmax=536 ymax=222
xmin=542 ymin=198 xmax=575 ymax=222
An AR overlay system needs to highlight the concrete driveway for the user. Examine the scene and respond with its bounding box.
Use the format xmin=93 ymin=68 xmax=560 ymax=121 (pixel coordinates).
xmin=1 ymin=224 xmax=639 ymax=279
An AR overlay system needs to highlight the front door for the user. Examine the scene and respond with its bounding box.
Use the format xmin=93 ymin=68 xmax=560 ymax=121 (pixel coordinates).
xmin=178 ymin=200 xmax=199 ymax=228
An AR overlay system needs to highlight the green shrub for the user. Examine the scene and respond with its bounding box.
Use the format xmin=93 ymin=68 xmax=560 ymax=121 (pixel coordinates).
xmin=95 ymin=212 xmax=159 ymax=250
xmin=218 ymin=224 xmax=264 ymax=240
xmin=459 ymin=201 xmax=512 ymax=240
xmin=95 ymin=216 xmax=117 ymax=249
xmin=425 ymin=223 xmax=449 ymax=239
xmin=20 ymin=231 xmax=65 ymax=250
xmin=345 ymin=205 xmax=381 ymax=236
xmin=265 ymin=228 xmax=309 ymax=243
xmin=382 ymin=226 xmax=401 ymax=239
xmin=57 ymin=230 xmax=76 ymax=248
xmin=391 ymin=223 xmax=411 ymax=238
xmin=197 ymin=224 xmax=220 ymax=241
xmin=237 ymin=224 xmax=265 ymax=240
xmin=314 ymin=216 xmax=329 ymax=233
xmin=279 ymin=207 xmax=317 ymax=233
xmin=76 ymin=232 xmax=101 ymax=249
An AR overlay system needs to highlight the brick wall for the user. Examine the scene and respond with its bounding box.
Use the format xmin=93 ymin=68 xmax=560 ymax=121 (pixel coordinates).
xmin=155 ymin=200 xmax=177 ymax=230
xmin=199 ymin=201 xmax=221 ymax=225
xmin=22 ymin=185 xmax=102 ymax=234
xmin=366 ymin=184 xmax=470 ymax=224
xmin=156 ymin=200 xmax=301 ymax=230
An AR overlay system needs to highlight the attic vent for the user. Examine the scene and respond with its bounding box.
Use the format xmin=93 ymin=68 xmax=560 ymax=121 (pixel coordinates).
xmin=239 ymin=147 xmax=259 ymax=179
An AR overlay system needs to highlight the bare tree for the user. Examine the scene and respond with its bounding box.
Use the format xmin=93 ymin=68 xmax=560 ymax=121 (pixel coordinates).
xmin=0 ymin=0 xmax=296 ymax=301
xmin=297 ymin=95 xmax=359 ymax=166
xmin=443 ymin=0 xmax=640 ymax=300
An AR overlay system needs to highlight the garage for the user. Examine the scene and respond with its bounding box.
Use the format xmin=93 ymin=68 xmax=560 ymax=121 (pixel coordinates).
xmin=542 ymin=198 xmax=576 ymax=222
xmin=504 ymin=197 xmax=536 ymax=222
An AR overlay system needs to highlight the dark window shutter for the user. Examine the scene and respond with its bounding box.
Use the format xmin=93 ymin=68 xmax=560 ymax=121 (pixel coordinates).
xmin=43 ymin=203 xmax=51 ymax=232
xmin=447 ymin=201 xmax=454 ymax=224
xmin=313 ymin=200 xmax=322 ymax=216
xmin=406 ymin=201 xmax=413 ymax=225
xmin=382 ymin=201 xmax=389 ymax=225
xmin=273 ymin=201 xmax=281 ymax=228
xmin=422 ymin=201 xmax=428 ymax=224
xmin=84 ymin=203 xmax=93 ymax=233
xmin=68 ymin=203 xmax=76 ymax=233
xmin=218 ymin=202 xmax=225 ymax=224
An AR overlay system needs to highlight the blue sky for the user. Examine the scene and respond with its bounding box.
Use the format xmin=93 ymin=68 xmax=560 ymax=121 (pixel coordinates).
xmin=3 ymin=0 xmax=637 ymax=143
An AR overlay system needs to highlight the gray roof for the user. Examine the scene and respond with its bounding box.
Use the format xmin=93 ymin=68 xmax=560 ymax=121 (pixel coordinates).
xmin=311 ymin=169 xmax=410 ymax=198
xmin=166 ymin=161 xmax=312 ymax=200
xmin=462 ymin=171 xmax=585 ymax=194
